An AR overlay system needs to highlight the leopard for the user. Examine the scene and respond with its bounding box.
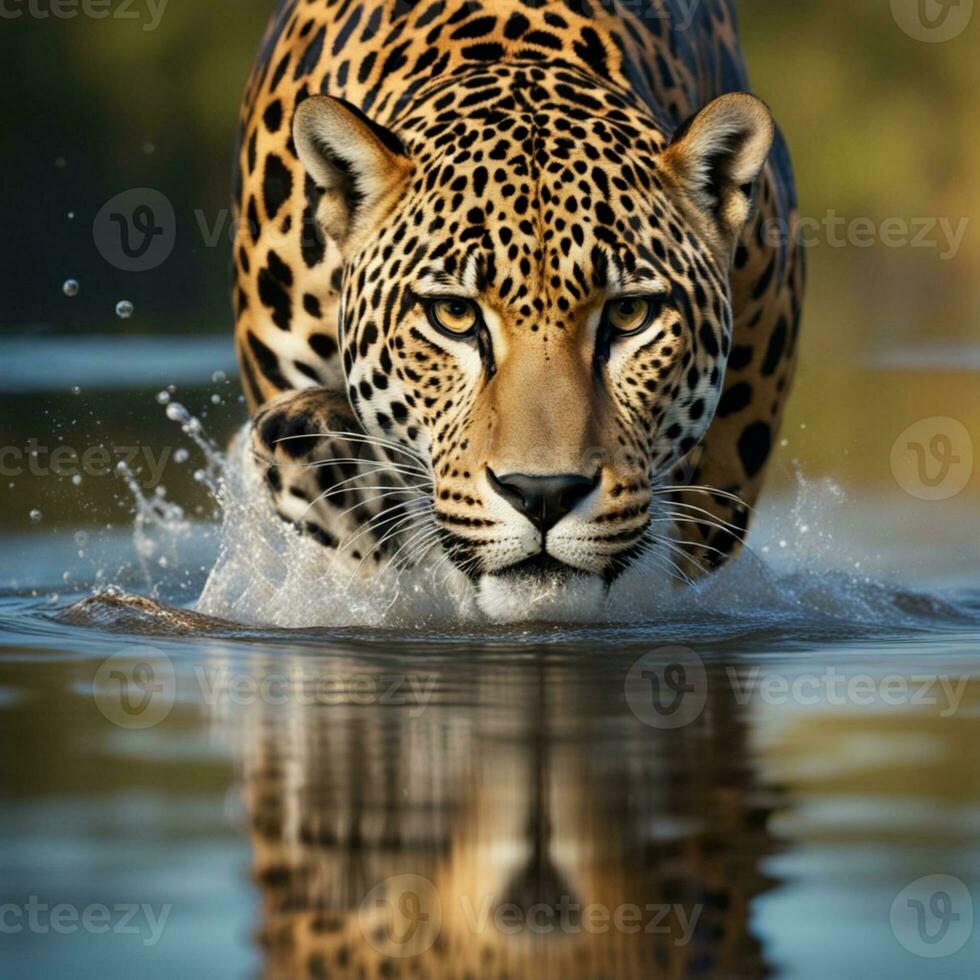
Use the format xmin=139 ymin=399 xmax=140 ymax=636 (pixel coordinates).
xmin=233 ymin=647 xmax=780 ymax=978
xmin=231 ymin=0 xmax=804 ymax=620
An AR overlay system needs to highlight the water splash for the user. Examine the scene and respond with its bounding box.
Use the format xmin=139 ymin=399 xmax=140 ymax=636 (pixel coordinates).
xmin=98 ymin=400 xmax=973 ymax=631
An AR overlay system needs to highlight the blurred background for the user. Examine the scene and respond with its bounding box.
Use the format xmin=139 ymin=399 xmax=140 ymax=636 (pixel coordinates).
xmin=0 ymin=0 xmax=977 ymax=563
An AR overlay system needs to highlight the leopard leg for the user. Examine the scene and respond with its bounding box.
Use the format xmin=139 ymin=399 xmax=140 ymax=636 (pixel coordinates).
xmin=246 ymin=387 xmax=431 ymax=573
xmin=670 ymin=173 xmax=805 ymax=576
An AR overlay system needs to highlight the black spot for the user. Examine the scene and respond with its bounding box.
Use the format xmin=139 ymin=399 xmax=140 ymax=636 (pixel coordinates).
xmin=451 ymin=15 xmax=497 ymax=39
xmin=303 ymin=522 xmax=339 ymax=549
xmin=303 ymin=294 xmax=322 ymax=318
xmin=263 ymin=100 xmax=283 ymax=133
xmin=266 ymin=250 xmax=293 ymax=287
xmin=246 ymin=198 xmax=260 ymax=244
xmin=332 ymin=5 xmax=363 ymax=55
xmin=293 ymin=360 xmax=321 ymax=383
xmin=462 ymin=43 xmax=505 ymax=61
xmin=761 ymin=318 xmax=788 ymax=376
xmin=728 ymin=344 xmax=753 ymax=371
xmin=573 ymin=27 xmax=607 ymax=75
xmin=264 ymin=466 xmax=282 ymax=492
xmin=309 ymin=332 xmax=338 ymax=359
xmin=738 ymin=422 xmax=772 ymax=479
xmin=716 ymin=382 xmax=752 ymax=418
xmin=295 ymin=26 xmax=326 ymax=79
xmin=248 ymin=331 xmax=289 ymax=390
xmin=698 ymin=322 xmax=720 ymax=358
xmin=301 ymin=175 xmax=326 ymax=268
xmin=503 ymin=12 xmax=529 ymax=38
xmin=525 ymin=30 xmax=562 ymax=50
xmin=263 ymin=154 xmax=292 ymax=219
xmin=258 ymin=263 xmax=292 ymax=331
xmin=260 ymin=410 xmax=319 ymax=459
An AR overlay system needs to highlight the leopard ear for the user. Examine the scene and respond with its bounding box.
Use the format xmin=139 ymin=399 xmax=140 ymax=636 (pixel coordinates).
xmin=293 ymin=95 xmax=412 ymax=254
xmin=662 ymin=93 xmax=774 ymax=260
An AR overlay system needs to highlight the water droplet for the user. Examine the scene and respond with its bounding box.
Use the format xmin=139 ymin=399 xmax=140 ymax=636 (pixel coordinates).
xmin=115 ymin=300 xmax=134 ymax=319
xmin=211 ymin=370 xmax=226 ymax=383
xmin=74 ymin=531 xmax=89 ymax=546
xmin=71 ymin=385 xmax=81 ymax=395
xmin=211 ymin=394 xmax=222 ymax=405
xmin=193 ymin=469 xmax=206 ymax=483
xmin=156 ymin=390 xmax=171 ymax=404
xmin=63 ymin=279 xmax=80 ymax=297
xmin=67 ymin=211 xmax=75 ymax=220
xmin=173 ymin=448 xmax=190 ymax=464
xmin=165 ymin=402 xmax=190 ymax=424
xmin=71 ymin=474 xmax=82 ymax=486
xmin=779 ymin=539 xmax=788 ymax=549
xmin=29 ymin=509 xmax=43 ymax=523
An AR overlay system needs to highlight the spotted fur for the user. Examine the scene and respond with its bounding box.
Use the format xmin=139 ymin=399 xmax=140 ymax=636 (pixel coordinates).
xmin=233 ymin=0 xmax=803 ymax=614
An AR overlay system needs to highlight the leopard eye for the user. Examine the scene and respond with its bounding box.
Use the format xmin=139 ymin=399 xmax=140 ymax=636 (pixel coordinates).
xmin=604 ymin=296 xmax=663 ymax=337
xmin=426 ymin=298 xmax=479 ymax=338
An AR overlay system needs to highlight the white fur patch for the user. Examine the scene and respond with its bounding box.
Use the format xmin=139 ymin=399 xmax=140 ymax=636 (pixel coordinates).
xmin=476 ymin=571 xmax=607 ymax=623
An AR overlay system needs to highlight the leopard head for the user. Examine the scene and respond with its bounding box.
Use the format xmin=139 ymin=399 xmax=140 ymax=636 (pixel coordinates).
xmin=294 ymin=69 xmax=773 ymax=619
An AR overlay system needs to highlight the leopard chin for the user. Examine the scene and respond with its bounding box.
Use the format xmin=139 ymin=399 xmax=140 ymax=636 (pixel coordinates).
xmin=476 ymin=563 xmax=608 ymax=624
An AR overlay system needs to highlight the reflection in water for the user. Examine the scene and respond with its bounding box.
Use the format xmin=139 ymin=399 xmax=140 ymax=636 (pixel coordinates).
xmin=223 ymin=650 xmax=782 ymax=979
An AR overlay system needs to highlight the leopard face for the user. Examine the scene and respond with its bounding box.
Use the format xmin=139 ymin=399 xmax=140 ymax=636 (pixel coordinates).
xmin=293 ymin=65 xmax=773 ymax=615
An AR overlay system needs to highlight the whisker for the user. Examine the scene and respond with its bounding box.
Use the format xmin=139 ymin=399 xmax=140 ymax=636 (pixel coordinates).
xmin=340 ymin=501 xmax=431 ymax=557
xmin=659 ymin=500 xmax=747 ymax=536
xmin=274 ymin=430 xmax=429 ymax=468
xmin=652 ymin=483 xmax=752 ymax=511
xmin=655 ymin=512 xmax=746 ymax=543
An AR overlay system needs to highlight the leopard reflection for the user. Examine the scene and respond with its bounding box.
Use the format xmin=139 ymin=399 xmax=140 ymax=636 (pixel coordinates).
xmin=225 ymin=654 xmax=780 ymax=979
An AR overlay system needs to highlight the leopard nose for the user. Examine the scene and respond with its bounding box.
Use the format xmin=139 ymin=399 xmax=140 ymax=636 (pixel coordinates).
xmin=487 ymin=469 xmax=600 ymax=532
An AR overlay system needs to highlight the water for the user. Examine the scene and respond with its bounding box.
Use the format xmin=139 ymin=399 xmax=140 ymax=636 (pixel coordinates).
xmin=1 ymin=341 xmax=978 ymax=978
